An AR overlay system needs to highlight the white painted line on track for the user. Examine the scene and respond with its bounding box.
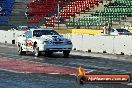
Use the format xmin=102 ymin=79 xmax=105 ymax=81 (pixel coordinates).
xmin=0 ymin=68 xmax=78 ymax=76
xmin=48 ymin=73 xmax=62 ymax=75
xmin=0 ymin=52 xmax=19 ymax=57
xmin=0 ymin=44 xmax=17 ymax=49
xmin=0 ymin=68 xmax=32 ymax=74
xmin=47 ymin=73 xmax=77 ymax=75
xmin=56 ymin=64 xmax=95 ymax=74
xmin=70 ymin=62 xmax=131 ymax=73
xmin=127 ymin=83 xmax=132 ymax=86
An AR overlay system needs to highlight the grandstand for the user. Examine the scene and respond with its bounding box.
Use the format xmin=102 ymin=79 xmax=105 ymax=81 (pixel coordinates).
xmin=26 ymin=0 xmax=102 ymax=28
xmin=0 ymin=0 xmax=15 ymax=25
xmin=0 ymin=0 xmax=31 ymax=29
xmin=0 ymin=0 xmax=132 ymax=29
xmin=66 ymin=0 xmax=132 ymax=28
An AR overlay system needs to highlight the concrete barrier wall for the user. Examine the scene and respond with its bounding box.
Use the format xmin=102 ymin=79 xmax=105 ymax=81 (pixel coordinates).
xmin=63 ymin=34 xmax=132 ymax=55
xmin=1 ymin=30 xmax=132 ymax=55
xmin=0 ymin=30 xmax=25 ymax=44
xmin=114 ymin=36 xmax=132 ymax=55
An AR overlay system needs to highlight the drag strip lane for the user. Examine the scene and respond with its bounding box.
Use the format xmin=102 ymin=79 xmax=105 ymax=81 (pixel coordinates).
xmin=0 ymin=57 xmax=78 ymax=75
xmin=0 ymin=44 xmax=132 ymax=87
xmin=0 ymin=43 xmax=132 ymax=75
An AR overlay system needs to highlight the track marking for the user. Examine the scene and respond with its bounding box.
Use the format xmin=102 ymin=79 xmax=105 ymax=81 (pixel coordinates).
xmin=69 ymin=62 xmax=131 ymax=73
xmin=127 ymin=83 xmax=132 ymax=86
xmin=0 ymin=68 xmax=31 ymax=74
xmin=0 ymin=52 xmax=95 ymax=74
xmin=0 ymin=57 xmax=78 ymax=75
xmin=0 ymin=44 xmax=17 ymax=49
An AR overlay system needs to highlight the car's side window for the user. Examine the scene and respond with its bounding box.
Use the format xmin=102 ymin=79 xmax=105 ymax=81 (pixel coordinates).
xmin=24 ymin=31 xmax=32 ymax=38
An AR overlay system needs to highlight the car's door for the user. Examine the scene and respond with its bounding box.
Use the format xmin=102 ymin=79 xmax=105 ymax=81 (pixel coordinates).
xmin=24 ymin=31 xmax=33 ymax=51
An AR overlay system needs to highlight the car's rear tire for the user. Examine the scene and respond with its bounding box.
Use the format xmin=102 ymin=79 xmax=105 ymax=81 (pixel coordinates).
xmin=18 ymin=46 xmax=26 ymax=55
xmin=63 ymin=50 xmax=70 ymax=58
xmin=34 ymin=47 xmax=41 ymax=57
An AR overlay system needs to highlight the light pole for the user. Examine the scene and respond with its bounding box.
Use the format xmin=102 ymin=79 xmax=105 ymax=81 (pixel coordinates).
xmin=57 ymin=1 xmax=60 ymax=30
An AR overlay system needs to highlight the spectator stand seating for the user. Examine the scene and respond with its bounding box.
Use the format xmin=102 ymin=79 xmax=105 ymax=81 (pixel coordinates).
xmin=0 ymin=0 xmax=15 ymax=25
xmin=66 ymin=0 xmax=132 ymax=28
xmin=45 ymin=0 xmax=100 ymax=27
xmin=26 ymin=0 xmax=100 ymax=27
xmin=27 ymin=0 xmax=58 ymax=24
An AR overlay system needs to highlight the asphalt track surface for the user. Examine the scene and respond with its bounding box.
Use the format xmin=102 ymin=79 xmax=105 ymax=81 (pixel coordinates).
xmin=0 ymin=43 xmax=132 ymax=88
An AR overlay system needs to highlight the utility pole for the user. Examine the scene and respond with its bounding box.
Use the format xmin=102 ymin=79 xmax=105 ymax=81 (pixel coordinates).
xmin=57 ymin=1 xmax=60 ymax=30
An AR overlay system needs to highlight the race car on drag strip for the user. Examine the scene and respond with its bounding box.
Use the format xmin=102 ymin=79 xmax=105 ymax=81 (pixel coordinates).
xmin=17 ymin=28 xmax=73 ymax=57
